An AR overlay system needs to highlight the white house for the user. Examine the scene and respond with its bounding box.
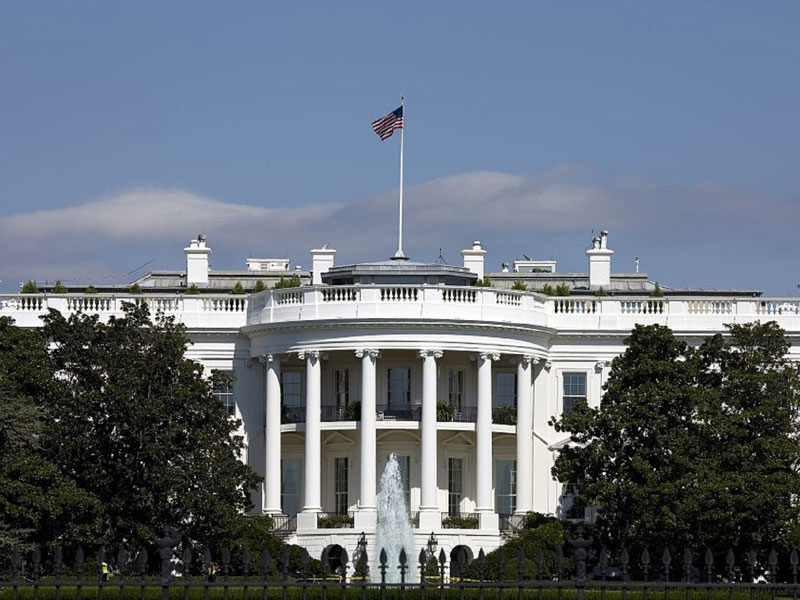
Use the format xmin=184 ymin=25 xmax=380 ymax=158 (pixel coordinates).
xmin=4 ymin=231 xmax=798 ymax=567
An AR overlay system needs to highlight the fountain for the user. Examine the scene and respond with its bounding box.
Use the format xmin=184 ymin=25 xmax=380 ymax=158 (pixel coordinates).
xmin=372 ymin=453 xmax=417 ymax=583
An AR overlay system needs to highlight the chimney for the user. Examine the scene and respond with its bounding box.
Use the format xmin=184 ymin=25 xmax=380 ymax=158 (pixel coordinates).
xmin=310 ymin=246 xmax=336 ymax=285
xmin=185 ymin=235 xmax=212 ymax=286
xmin=461 ymin=240 xmax=487 ymax=279
xmin=586 ymin=230 xmax=613 ymax=289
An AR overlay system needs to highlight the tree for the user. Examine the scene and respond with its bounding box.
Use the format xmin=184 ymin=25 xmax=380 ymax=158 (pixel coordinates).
xmin=273 ymin=274 xmax=301 ymax=289
xmin=20 ymin=280 xmax=39 ymax=294
xmin=0 ymin=318 xmax=101 ymax=551
xmin=230 ymin=282 xmax=246 ymax=294
xmin=552 ymin=322 xmax=800 ymax=556
xmin=40 ymin=303 xmax=263 ymax=549
xmin=512 ymin=279 xmax=528 ymax=291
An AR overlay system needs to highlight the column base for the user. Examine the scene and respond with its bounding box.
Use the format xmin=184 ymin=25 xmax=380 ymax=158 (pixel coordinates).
xmin=354 ymin=509 xmax=377 ymax=530
xmin=418 ymin=509 xmax=442 ymax=530
xmin=478 ymin=512 xmax=499 ymax=531
xmin=296 ymin=512 xmax=319 ymax=531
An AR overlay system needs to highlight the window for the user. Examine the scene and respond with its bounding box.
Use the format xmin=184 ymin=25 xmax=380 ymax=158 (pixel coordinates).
xmin=212 ymin=370 xmax=235 ymax=415
xmin=281 ymin=459 xmax=301 ymax=517
xmin=334 ymin=369 xmax=350 ymax=410
xmin=394 ymin=455 xmax=411 ymax=510
xmin=448 ymin=458 xmax=463 ymax=516
xmin=562 ymin=481 xmax=586 ymax=520
xmin=494 ymin=372 xmax=516 ymax=407
xmin=496 ymin=459 xmax=516 ymax=515
xmin=448 ymin=370 xmax=464 ymax=410
xmin=562 ymin=372 xmax=587 ymax=416
xmin=387 ymin=368 xmax=411 ymax=410
xmin=281 ymin=371 xmax=302 ymax=407
xmin=334 ymin=457 xmax=349 ymax=515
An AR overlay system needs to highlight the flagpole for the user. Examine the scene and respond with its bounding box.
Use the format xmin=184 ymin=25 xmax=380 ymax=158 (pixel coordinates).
xmin=394 ymin=94 xmax=405 ymax=259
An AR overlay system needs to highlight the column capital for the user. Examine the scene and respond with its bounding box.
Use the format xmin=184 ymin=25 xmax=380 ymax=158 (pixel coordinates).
xmin=479 ymin=352 xmax=500 ymax=362
xmin=258 ymin=353 xmax=282 ymax=365
xmin=418 ymin=349 xmax=443 ymax=360
xmin=595 ymin=360 xmax=609 ymax=371
xmin=298 ymin=350 xmax=320 ymax=361
xmin=355 ymin=348 xmax=380 ymax=359
xmin=518 ymin=354 xmax=535 ymax=366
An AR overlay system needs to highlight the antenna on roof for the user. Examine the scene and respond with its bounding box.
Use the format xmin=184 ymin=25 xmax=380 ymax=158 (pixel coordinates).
xmin=436 ymin=248 xmax=447 ymax=265
xmin=523 ymin=254 xmax=531 ymax=261
xmin=635 ymin=257 xmax=640 ymax=274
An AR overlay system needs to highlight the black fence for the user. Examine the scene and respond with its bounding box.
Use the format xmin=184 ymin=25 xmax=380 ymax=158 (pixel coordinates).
xmin=4 ymin=528 xmax=800 ymax=600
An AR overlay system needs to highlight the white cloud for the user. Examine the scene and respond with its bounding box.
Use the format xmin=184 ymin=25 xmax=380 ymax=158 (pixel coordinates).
xmin=0 ymin=169 xmax=795 ymax=292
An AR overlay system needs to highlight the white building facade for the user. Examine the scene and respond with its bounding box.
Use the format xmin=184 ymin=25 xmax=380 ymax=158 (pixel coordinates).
xmin=4 ymin=233 xmax=800 ymax=566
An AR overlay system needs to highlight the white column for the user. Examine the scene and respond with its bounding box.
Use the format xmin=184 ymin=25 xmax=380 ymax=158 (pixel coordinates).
xmin=515 ymin=355 xmax=534 ymax=515
xmin=419 ymin=350 xmax=442 ymax=529
xmin=302 ymin=350 xmax=322 ymax=513
xmin=262 ymin=354 xmax=282 ymax=515
xmin=476 ymin=352 xmax=499 ymax=530
xmin=355 ymin=349 xmax=379 ymax=529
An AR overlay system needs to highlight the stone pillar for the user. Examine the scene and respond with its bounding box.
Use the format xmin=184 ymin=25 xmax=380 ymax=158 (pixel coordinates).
xmin=300 ymin=351 xmax=322 ymax=519
xmin=476 ymin=352 xmax=499 ymax=529
xmin=355 ymin=349 xmax=379 ymax=530
xmin=515 ymin=355 xmax=534 ymax=514
xmin=262 ymin=354 xmax=282 ymax=515
xmin=419 ymin=350 xmax=443 ymax=530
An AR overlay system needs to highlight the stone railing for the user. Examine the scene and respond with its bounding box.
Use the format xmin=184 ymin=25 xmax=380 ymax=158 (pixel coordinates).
xmin=3 ymin=289 xmax=799 ymax=334
xmin=0 ymin=294 xmax=248 ymax=329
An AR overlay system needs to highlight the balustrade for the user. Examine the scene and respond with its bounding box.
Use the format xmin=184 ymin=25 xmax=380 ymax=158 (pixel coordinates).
xmin=495 ymin=291 xmax=522 ymax=306
xmin=553 ymin=299 xmax=597 ymax=314
xmin=321 ymin=287 xmax=358 ymax=302
xmin=441 ymin=288 xmax=477 ymax=303
xmin=380 ymin=286 xmax=418 ymax=301
xmin=757 ymin=300 xmax=800 ymax=315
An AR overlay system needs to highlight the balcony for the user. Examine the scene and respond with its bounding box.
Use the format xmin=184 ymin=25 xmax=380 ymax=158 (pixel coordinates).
xmin=376 ymin=404 xmax=421 ymax=421
xmin=317 ymin=512 xmax=354 ymax=529
xmin=281 ymin=406 xmax=306 ymax=424
xmin=441 ymin=512 xmax=479 ymax=529
xmin=321 ymin=402 xmax=359 ymax=422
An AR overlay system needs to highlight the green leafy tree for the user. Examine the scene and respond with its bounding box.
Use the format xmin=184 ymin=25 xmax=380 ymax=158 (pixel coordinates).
xmin=185 ymin=284 xmax=200 ymax=295
xmin=252 ymin=280 xmax=267 ymax=293
xmin=650 ymin=282 xmax=664 ymax=297
xmin=230 ymin=281 xmax=246 ymax=295
xmin=552 ymin=322 xmax=800 ymax=556
xmin=84 ymin=285 xmax=98 ymax=294
xmin=554 ymin=283 xmax=570 ymax=296
xmin=20 ymin=280 xmax=39 ymax=294
xmin=541 ymin=284 xmax=556 ymax=296
xmin=475 ymin=276 xmax=492 ymax=288
xmin=128 ymin=283 xmax=142 ymax=294
xmin=40 ymin=303 xmax=263 ymax=549
xmin=511 ymin=279 xmax=528 ymax=291
xmin=0 ymin=318 xmax=101 ymax=551
xmin=51 ymin=280 xmax=68 ymax=294
xmin=273 ymin=274 xmax=302 ymax=289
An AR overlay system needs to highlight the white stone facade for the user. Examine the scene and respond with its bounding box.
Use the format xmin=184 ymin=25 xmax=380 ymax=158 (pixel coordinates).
xmin=4 ymin=236 xmax=800 ymax=567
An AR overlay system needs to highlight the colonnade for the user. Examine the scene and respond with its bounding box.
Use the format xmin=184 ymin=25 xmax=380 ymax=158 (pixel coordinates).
xmin=261 ymin=349 xmax=541 ymax=531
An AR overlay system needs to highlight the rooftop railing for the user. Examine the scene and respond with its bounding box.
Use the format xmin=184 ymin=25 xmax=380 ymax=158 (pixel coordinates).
xmin=2 ymin=288 xmax=799 ymax=333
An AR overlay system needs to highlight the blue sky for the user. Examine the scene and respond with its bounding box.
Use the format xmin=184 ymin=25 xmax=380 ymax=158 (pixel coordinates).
xmin=1 ymin=2 xmax=798 ymax=294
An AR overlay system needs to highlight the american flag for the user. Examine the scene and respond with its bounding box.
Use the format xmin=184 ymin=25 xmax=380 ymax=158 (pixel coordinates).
xmin=371 ymin=105 xmax=404 ymax=140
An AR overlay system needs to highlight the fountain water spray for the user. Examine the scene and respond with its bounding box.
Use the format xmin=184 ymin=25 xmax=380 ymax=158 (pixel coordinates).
xmin=373 ymin=453 xmax=417 ymax=583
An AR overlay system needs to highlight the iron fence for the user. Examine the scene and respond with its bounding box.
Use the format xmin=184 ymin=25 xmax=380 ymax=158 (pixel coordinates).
xmin=4 ymin=528 xmax=800 ymax=600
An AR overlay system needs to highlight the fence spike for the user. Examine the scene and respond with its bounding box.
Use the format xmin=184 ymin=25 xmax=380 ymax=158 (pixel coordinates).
xmin=379 ymin=548 xmax=388 ymax=584
xmin=641 ymin=547 xmax=651 ymax=566
xmin=75 ymin=545 xmax=85 ymax=572
xmin=769 ymin=548 xmax=778 ymax=583
xmin=478 ymin=548 xmax=486 ymax=582
xmin=517 ymin=547 xmax=525 ymax=580
xmin=261 ymin=549 xmax=270 ymax=576
xmin=439 ymin=549 xmax=447 ymax=579
xmin=418 ymin=549 xmax=427 ymax=580
xmin=705 ymin=548 xmax=714 ymax=583
xmin=118 ymin=548 xmax=129 ymax=572
xmin=136 ymin=547 xmax=148 ymax=574
xmin=242 ymin=548 xmax=251 ymax=576
xmin=498 ymin=547 xmax=506 ymax=580
xmin=181 ymin=547 xmax=191 ymax=577
xmin=54 ymin=547 xmax=63 ymax=573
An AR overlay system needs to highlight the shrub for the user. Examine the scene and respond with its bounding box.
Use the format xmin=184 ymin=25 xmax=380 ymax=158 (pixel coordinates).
xmin=511 ymin=279 xmax=528 ymax=291
xmin=52 ymin=280 xmax=68 ymax=293
xmin=492 ymin=405 xmax=516 ymax=425
xmin=343 ymin=400 xmax=361 ymax=421
xmin=442 ymin=515 xmax=479 ymax=529
xmin=273 ymin=274 xmax=302 ymax=289
xmin=555 ymin=283 xmax=570 ymax=296
xmin=252 ymin=280 xmax=267 ymax=293
xmin=595 ymin=287 xmax=608 ymax=297
xmin=84 ymin=285 xmax=98 ymax=294
xmin=650 ymin=282 xmax=664 ymax=297
xmin=230 ymin=282 xmax=246 ymax=295
xmin=317 ymin=513 xmax=353 ymax=529
xmin=20 ymin=280 xmax=39 ymax=294
xmin=437 ymin=401 xmax=453 ymax=421
xmin=129 ymin=283 xmax=142 ymax=294
xmin=541 ymin=284 xmax=556 ymax=296
xmin=185 ymin=284 xmax=200 ymax=295
xmin=475 ymin=276 xmax=492 ymax=287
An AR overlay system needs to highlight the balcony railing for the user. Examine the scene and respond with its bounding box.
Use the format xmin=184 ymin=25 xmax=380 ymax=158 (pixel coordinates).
xmin=317 ymin=512 xmax=354 ymax=529
xmin=439 ymin=406 xmax=477 ymax=423
xmin=441 ymin=512 xmax=479 ymax=529
xmin=376 ymin=404 xmax=421 ymax=421
xmin=499 ymin=513 xmax=524 ymax=533
xmin=321 ymin=404 xmax=359 ymax=422
xmin=281 ymin=406 xmax=305 ymax=424
xmin=269 ymin=514 xmax=297 ymax=539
